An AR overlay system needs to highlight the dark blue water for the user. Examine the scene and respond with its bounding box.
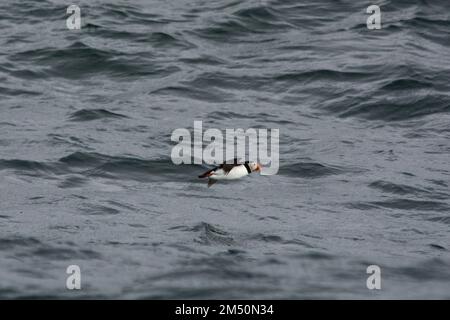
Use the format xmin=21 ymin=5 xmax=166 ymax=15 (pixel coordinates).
xmin=0 ymin=0 xmax=449 ymax=299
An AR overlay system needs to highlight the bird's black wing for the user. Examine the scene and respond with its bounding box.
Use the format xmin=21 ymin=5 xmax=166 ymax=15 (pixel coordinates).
xmin=220 ymin=158 xmax=242 ymax=174
xmin=199 ymin=158 xmax=242 ymax=177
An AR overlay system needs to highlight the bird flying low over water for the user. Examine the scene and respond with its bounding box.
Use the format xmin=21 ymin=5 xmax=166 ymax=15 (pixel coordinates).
xmin=198 ymin=160 xmax=262 ymax=187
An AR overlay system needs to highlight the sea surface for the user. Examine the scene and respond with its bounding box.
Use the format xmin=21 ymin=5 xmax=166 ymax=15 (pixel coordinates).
xmin=0 ymin=0 xmax=449 ymax=299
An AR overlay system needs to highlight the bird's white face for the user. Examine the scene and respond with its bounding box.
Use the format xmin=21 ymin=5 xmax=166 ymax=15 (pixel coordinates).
xmin=248 ymin=162 xmax=262 ymax=172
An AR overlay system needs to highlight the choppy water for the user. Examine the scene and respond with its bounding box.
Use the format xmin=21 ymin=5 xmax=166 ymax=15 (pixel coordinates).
xmin=1 ymin=0 xmax=449 ymax=299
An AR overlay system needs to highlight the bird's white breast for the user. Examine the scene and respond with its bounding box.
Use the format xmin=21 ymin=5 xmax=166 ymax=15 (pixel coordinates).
xmin=210 ymin=165 xmax=248 ymax=180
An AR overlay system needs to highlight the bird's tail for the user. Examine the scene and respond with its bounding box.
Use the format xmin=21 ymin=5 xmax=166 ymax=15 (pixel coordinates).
xmin=198 ymin=169 xmax=214 ymax=178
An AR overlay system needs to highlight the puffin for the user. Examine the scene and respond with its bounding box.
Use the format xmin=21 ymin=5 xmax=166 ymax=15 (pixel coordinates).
xmin=198 ymin=160 xmax=262 ymax=187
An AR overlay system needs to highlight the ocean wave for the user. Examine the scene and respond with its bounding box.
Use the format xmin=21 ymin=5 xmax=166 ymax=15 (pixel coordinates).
xmin=0 ymin=152 xmax=200 ymax=183
xmin=69 ymin=109 xmax=129 ymax=121
xmin=278 ymin=161 xmax=347 ymax=178
xmin=9 ymin=41 xmax=176 ymax=79
xmin=336 ymin=94 xmax=450 ymax=121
